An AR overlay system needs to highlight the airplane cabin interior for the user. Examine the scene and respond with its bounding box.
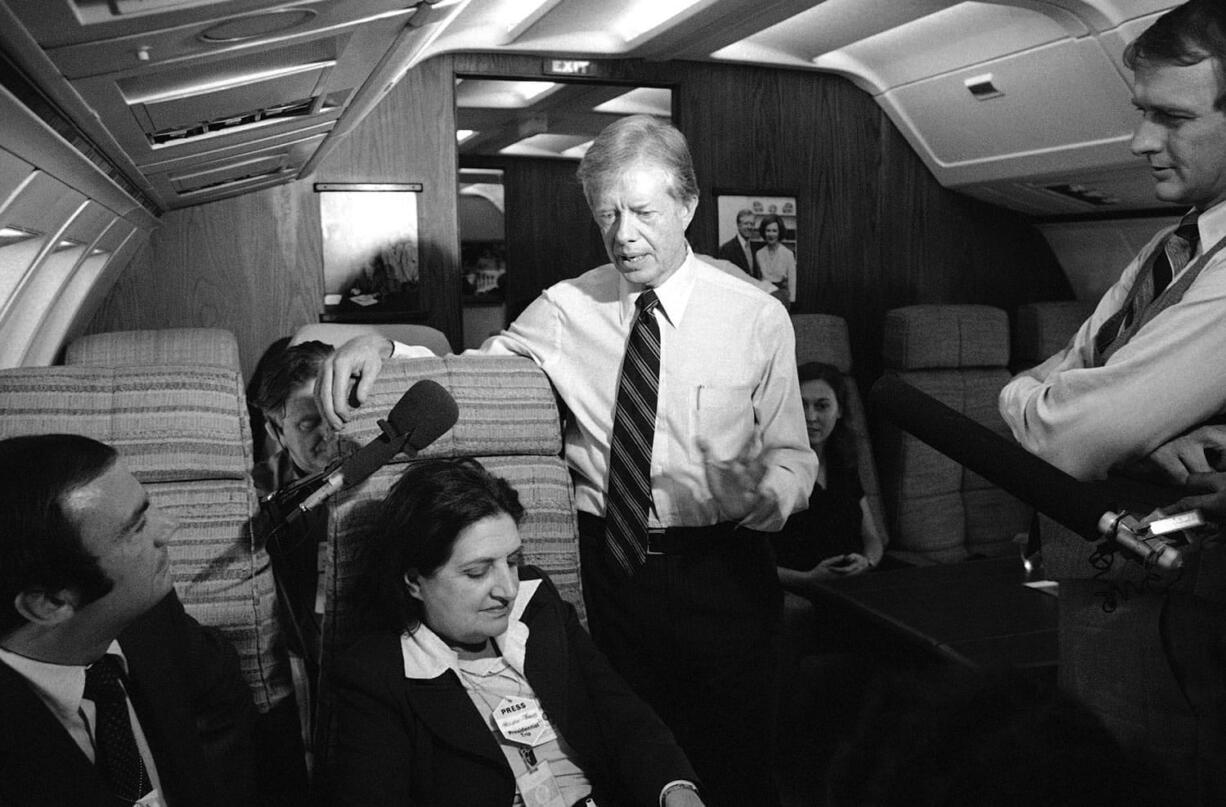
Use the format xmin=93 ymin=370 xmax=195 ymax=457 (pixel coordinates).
xmin=0 ymin=1 xmax=1216 ymax=805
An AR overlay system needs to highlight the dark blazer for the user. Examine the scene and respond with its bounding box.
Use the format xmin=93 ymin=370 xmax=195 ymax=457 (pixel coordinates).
xmin=0 ymin=593 xmax=257 ymax=807
xmin=718 ymin=236 xmax=756 ymax=276
xmin=332 ymin=569 xmax=696 ymax=807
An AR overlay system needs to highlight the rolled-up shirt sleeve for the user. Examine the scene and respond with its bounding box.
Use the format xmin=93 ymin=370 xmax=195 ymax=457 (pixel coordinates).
xmin=744 ymin=301 xmax=817 ymax=531
xmin=1000 ymin=242 xmax=1226 ymax=480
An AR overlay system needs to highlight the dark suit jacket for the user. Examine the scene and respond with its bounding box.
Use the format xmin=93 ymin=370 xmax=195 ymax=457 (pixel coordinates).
xmin=0 ymin=593 xmax=257 ymax=807
xmin=332 ymin=569 xmax=696 ymax=807
xmin=718 ymin=236 xmax=757 ymax=276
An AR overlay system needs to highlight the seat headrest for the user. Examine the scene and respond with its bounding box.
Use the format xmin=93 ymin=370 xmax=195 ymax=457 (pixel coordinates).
xmin=66 ymin=328 xmax=241 ymax=370
xmin=791 ymin=313 xmax=852 ymax=372
xmin=1013 ymin=301 xmax=1095 ymax=367
xmin=336 ymin=355 xmax=562 ymax=460
xmin=882 ymin=305 xmax=1009 ymax=370
xmin=0 ymin=364 xmax=250 ymax=483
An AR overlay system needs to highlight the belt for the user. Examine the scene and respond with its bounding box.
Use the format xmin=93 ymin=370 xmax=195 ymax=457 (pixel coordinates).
xmin=578 ymin=512 xmax=738 ymax=555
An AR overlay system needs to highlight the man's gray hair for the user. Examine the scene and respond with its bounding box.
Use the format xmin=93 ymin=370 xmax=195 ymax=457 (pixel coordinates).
xmin=576 ymin=115 xmax=699 ymax=205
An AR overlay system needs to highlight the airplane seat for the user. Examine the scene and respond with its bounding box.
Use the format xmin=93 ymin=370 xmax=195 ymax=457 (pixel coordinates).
xmin=1012 ymin=300 xmax=1096 ymax=371
xmin=790 ymin=313 xmax=889 ymax=554
xmin=290 ymin=322 xmax=453 ymax=356
xmin=313 ymin=354 xmax=579 ymax=782
xmin=877 ymin=305 xmax=1033 ymax=564
xmin=0 ymin=359 xmax=292 ymax=715
xmin=65 ymin=327 xmax=242 ymax=369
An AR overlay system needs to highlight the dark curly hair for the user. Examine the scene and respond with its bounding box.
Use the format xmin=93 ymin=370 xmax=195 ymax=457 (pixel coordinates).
xmin=360 ymin=458 xmax=525 ymax=633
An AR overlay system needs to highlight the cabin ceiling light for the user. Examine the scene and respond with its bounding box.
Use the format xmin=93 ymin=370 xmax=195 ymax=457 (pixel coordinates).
xmin=618 ymin=0 xmax=707 ymax=44
xmin=455 ymin=79 xmax=560 ymax=108
xmin=500 ymin=0 xmax=565 ymax=41
xmin=500 ymin=133 xmax=592 ymax=159
xmin=562 ymin=139 xmax=594 ymax=160
xmin=593 ymin=87 xmax=672 ymax=117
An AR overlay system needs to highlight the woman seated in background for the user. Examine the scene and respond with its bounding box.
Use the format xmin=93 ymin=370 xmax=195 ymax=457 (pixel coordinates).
xmin=774 ymin=361 xmax=886 ymax=594
xmin=332 ymin=458 xmax=703 ymax=807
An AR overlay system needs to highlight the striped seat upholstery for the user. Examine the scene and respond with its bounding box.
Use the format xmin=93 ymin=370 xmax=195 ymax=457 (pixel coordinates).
xmin=315 ymin=354 xmax=578 ymax=766
xmin=0 ymin=360 xmax=291 ymax=713
xmin=65 ymin=327 xmax=242 ymax=369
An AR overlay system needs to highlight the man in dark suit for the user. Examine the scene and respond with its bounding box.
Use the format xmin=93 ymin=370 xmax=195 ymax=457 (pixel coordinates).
xmin=717 ymin=208 xmax=759 ymax=277
xmin=0 ymin=434 xmax=256 ymax=807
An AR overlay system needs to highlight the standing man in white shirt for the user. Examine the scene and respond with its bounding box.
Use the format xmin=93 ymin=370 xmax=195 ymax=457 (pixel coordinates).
xmin=0 ymin=433 xmax=257 ymax=807
xmin=999 ymin=2 xmax=1226 ymax=801
xmin=318 ymin=115 xmax=817 ymax=807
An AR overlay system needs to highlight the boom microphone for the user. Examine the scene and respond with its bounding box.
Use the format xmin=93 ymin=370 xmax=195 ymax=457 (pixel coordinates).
xmin=869 ymin=375 xmax=1182 ymax=570
xmin=288 ymin=379 xmax=459 ymax=521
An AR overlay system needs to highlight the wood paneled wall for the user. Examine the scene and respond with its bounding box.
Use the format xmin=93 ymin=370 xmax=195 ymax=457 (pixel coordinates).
xmin=453 ymin=54 xmax=1073 ymax=384
xmin=88 ymin=51 xmax=1071 ymax=384
xmin=87 ymin=57 xmax=459 ymax=380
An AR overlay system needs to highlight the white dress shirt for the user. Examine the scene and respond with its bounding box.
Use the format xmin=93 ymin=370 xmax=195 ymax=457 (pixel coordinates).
xmin=999 ymin=200 xmax=1226 ymax=479
xmin=471 ymin=249 xmax=816 ymax=531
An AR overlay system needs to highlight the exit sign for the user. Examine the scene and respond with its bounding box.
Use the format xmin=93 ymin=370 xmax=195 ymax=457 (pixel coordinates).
xmin=544 ymin=59 xmax=601 ymax=76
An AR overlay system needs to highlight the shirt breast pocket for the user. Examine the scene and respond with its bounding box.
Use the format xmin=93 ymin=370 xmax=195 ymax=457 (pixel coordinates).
xmin=691 ymin=384 xmax=754 ymax=460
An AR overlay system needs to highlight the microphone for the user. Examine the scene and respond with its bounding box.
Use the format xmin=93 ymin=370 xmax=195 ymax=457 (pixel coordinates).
xmin=287 ymin=379 xmax=459 ymax=521
xmin=869 ymin=375 xmax=1183 ymax=571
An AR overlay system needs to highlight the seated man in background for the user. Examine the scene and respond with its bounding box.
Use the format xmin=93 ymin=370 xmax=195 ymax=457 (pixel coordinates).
xmin=252 ymin=339 xmax=340 ymax=497
xmin=0 ymin=433 xmax=256 ymax=806
xmin=249 ymin=339 xmax=342 ymax=738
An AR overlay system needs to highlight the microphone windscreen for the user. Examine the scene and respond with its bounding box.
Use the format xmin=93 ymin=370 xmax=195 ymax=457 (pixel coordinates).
xmin=338 ymin=429 xmax=406 ymax=486
xmin=400 ymin=379 xmax=459 ymax=450
xmin=870 ymin=375 xmax=1115 ymax=541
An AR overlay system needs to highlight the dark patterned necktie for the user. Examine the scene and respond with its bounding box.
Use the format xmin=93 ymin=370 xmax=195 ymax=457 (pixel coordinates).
xmin=1093 ymin=211 xmax=1200 ymax=361
xmin=1153 ymin=211 xmax=1200 ymax=296
xmin=85 ymin=654 xmax=149 ymax=805
xmin=604 ymin=290 xmax=662 ymax=576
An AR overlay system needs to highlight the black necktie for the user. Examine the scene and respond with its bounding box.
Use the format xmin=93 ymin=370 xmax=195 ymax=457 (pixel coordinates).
xmin=605 ymin=290 xmax=661 ymax=576
xmin=85 ymin=654 xmax=149 ymax=805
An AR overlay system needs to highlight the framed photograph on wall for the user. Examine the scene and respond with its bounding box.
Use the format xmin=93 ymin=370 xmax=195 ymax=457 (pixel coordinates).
xmin=713 ymin=190 xmax=797 ymax=308
xmin=315 ymin=182 xmax=423 ymax=320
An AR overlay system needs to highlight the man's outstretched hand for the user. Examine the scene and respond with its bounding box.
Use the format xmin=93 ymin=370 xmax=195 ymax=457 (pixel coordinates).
xmin=315 ymin=334 xmax=392 ymax=430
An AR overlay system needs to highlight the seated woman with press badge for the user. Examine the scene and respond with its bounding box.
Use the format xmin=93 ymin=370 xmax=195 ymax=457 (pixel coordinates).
xmin=332 ymin=458 xmax=703 ymax=807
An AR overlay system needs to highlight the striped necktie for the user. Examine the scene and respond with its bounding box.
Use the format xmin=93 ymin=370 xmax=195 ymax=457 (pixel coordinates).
xmin=1153 ymin=210 xmax=1200 ymax=296
xmin=85 ymin=654 xmax=149 ymax=806
xmin=604 ymin=289 xmax=661 ymax=576
xmin=1093 ymin=211 xmax=1200 ymax=362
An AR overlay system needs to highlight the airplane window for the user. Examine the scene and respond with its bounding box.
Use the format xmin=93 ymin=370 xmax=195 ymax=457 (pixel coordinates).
xmin=0 ymin=226 xmax=41 ymax=248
